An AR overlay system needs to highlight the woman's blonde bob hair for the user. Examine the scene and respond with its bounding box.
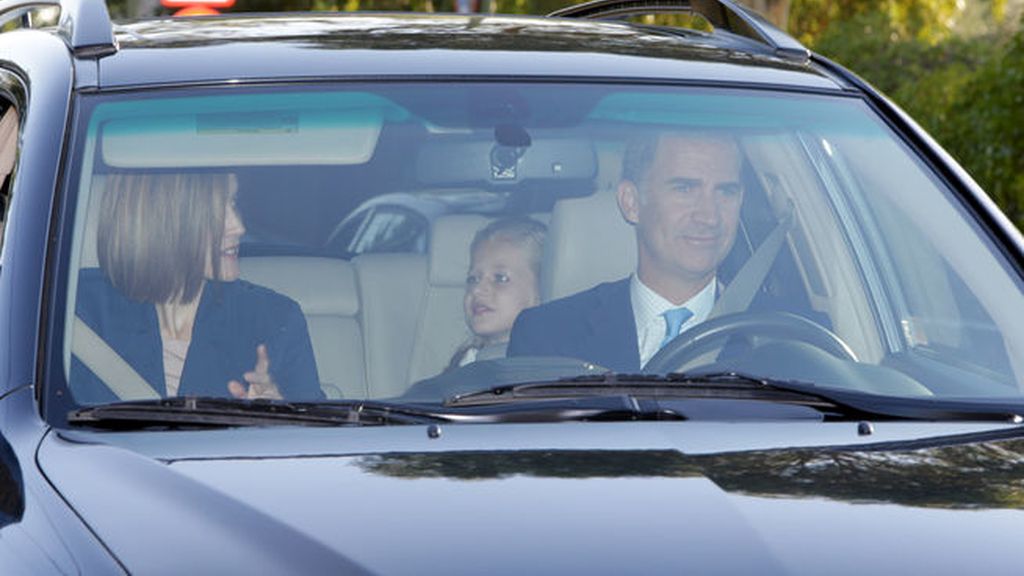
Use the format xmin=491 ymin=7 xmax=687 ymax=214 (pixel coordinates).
xmin=97 ymin=172 xmax=235 ymax=304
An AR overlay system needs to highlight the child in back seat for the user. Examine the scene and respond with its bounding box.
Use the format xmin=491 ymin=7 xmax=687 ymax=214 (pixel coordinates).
xmin=446 ymin=216 xmax=547 ymax=370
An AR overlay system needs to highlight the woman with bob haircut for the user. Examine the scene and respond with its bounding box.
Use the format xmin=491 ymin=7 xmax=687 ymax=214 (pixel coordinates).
xmin=72 ymin=172 xmax=323 ymax=403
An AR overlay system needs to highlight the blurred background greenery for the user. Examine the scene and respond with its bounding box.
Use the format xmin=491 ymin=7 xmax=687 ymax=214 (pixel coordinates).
xmin=96 ymin=0 xmax=1024 ymax=223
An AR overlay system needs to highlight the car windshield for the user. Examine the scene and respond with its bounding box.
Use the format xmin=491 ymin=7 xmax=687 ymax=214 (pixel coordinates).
xmin=53 ymin=82 xmax=1024 ymax=415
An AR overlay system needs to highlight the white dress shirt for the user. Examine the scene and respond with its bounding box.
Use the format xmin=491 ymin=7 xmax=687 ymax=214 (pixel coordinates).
xmin=631 ymin=275 xmax=717 ymax=368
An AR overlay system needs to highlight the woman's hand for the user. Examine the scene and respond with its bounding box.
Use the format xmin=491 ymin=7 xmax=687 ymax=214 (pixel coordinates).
xmin=228 ymin=344 xmax=284 ymax=400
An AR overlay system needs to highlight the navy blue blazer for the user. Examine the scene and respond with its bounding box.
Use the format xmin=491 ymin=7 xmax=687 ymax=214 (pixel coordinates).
xmin=508 ymin=278 xmax=640 ymax=373
xmin=71 ymin=268 xmax=323 ymax=403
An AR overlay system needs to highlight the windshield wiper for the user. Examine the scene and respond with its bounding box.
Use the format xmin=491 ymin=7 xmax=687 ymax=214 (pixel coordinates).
xmin=68 ymin=395 xmax=689 ymax=429
xmin=68 ymin=396 xmax=449 ymax=430
xmin=448 ymin=371 xmax=1024 ymax=423
xmin=450 ymin=372 xmax=834 ymax=407
xmin=68 ymin=373 xmax=1024 ymax=429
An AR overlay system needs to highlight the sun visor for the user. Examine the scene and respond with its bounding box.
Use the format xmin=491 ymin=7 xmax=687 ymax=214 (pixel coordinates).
xmin=589 ymin=92 xmax=879 ymax=134
xmin=96 ymin=92 xmax=406 ymax=168
xmin=417 ymin=138 xmax=597 ymax=186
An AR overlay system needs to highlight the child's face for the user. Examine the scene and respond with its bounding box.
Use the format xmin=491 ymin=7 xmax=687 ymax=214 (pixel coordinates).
xmin=464 ymin=238 xmax=540 ymax=344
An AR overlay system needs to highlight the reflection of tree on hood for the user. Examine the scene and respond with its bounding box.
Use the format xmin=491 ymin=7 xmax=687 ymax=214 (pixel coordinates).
xmin=359 ymin=450 xmax=704 ymax=481
xmin=696 ymin=439 xmax=1024 ymax=510
xmin=356 ymin=437 xmax=1024 ymax=510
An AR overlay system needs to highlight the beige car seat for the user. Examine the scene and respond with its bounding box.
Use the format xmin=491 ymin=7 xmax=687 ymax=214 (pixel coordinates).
xmin=239 ymin=257 xmax=364 ymax=399
xmin=353 ymin=252 xmax=429 ymax=397
xmin=355 ymin=214 xmax=490 ymax=397
xmin=406 ymin=213 xmax=491 ymax=385
xmin=542 ymin=188 xmax=636 ymax=303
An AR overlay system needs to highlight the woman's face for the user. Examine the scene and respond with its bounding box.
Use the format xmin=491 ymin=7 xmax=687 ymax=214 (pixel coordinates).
xmin=463 ymin=238 xmax=539 ymax=345
xmin=206 ymin=189 xmax=246 ymax=281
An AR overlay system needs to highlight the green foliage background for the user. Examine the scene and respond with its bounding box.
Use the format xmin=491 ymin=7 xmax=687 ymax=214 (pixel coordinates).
xmin=102 ymin=0 xmax=1024 ymax=224
xmin=794 ymin=0 xmax=1024 ymax=222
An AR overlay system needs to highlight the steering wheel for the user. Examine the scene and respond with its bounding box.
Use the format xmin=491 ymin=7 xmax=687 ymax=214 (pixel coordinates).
xmin=642 ymin=311 xmax=858 ymax=374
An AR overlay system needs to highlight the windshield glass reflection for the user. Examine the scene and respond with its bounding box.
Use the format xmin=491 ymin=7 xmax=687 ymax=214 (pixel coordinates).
xmin=59 ymin=83 xmax=1024 ymax=414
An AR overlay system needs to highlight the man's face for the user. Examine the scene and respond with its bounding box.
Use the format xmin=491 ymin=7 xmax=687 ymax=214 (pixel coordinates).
xmin=619 ymin=134 xmax=743 ymax=292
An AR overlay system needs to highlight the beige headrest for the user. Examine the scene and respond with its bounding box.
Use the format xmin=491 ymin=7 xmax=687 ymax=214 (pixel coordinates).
xmin=542 ymin=189 xmax=636 ymax=301
xmin=240 ymin=257 xmax=359 ymax=315
xmin=428 ymin=214 xmax=491 ymax=286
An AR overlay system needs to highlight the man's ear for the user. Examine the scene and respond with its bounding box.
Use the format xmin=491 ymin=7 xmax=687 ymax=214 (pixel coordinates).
xmin=617 ymin=180 xmax=640 ymax=225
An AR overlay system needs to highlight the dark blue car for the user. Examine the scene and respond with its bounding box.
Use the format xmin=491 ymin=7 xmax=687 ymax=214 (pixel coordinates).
xmin=2 ymin=0 xmax=1024 ymax=573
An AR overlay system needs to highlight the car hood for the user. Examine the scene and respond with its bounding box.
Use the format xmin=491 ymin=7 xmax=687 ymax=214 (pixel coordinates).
xmin=39 ymin=421 xmax=1024 ymax=575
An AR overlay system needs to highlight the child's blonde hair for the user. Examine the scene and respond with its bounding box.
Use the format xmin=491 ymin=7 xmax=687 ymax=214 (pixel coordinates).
xmin=469 ymin=216 xmax=547 ymax=279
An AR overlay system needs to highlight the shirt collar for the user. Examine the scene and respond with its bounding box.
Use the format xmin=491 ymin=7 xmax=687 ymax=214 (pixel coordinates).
xmin=630 ymin=274 xmax=717 ymax=330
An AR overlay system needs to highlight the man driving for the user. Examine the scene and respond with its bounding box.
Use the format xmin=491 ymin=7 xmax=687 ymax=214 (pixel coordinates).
xmin=507 ymin=130 xmax=744 ymax=372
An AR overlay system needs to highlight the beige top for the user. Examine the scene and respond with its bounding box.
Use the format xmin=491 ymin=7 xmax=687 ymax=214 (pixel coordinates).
xmin=162 ymin=338 xmax=190 ymax=397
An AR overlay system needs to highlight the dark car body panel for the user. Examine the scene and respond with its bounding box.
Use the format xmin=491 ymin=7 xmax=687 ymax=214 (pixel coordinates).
xmin=0 ymin=31 xmax=72 ymax=401
xmin=4 ymin=6 xmax=1024 ymax=574
xmin=0 ymin=389 xmax=123 ymax=574
xmin=37 ymin=420 xmax=1024 ymax=574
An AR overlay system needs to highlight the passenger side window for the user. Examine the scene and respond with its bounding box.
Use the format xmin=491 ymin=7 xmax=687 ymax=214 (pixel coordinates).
xmin=332 ymin=208 xmax=370 ymax=254
xmin=353 ymin=206 xmax=428 ymax=254
xmin=0 ymin=103 xmax=18 ymax=247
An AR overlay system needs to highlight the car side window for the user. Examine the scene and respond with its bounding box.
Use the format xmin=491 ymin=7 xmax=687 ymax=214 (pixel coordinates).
xmin=331 ymin=208 xmax=371 ymax=254
xmin=352 ymin=205 xmax=428 ymax=254
xmin=0 ymin=102 xmax=18 ymax=247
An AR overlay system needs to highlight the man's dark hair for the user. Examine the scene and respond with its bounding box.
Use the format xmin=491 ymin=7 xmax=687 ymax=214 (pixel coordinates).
xmin=620 ymin=132 xmax=660 ymax=186
xmin=620 ymin=129 xmax=742 ymax=187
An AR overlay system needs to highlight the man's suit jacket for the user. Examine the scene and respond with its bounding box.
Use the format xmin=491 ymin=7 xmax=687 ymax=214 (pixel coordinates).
xmin=507 ymin=278 xmax=641 ymax=373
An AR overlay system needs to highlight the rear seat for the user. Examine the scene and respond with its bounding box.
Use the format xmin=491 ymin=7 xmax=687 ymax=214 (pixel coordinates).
xmin=542 ymin=142 xmax=635 ymax=302
xmin=240 ymin=257 xmax=364 ymax=399
xmin=352 ymin=253 xmax=429 ymax=398
xmin=408 ymin=214 xmax=491 ymax=384
xmin=354 ymin=214 xmax=490 ymax=396
xmin=542 ymin=188 xmax=635 ymax=302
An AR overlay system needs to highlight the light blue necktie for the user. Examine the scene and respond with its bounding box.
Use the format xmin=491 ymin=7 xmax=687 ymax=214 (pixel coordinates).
xmin=659 ymin=307 xmax=694 ymax=349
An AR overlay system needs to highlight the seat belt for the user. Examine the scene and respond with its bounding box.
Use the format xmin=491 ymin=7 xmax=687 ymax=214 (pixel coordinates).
xmin=708 ymin=208 xmax=794 ymax=320
xmin=72 ymin=316 xmax=161 ymax=400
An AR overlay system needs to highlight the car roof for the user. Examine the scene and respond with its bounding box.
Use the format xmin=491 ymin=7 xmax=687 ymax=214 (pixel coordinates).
xmin=90 ymin=13 xmax=849 ymax=91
